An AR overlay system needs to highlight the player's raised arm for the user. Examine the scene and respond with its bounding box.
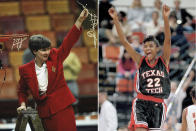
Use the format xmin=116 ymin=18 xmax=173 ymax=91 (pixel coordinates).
xmin=108 ymin=7 xmax=142 ymax=67
xmin=162 ymin=5 xmax=171 ymax=67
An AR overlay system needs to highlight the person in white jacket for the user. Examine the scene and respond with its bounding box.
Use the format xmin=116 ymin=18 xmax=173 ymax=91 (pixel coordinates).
xmin=99 ymin=88 xmax=118 ymax=131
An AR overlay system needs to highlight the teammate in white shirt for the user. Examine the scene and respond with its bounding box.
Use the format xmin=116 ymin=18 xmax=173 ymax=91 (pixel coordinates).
xmin=99 ymin=88 xmax=118 ymax=131
xmin=181 ymin=87 xmax=196 ymax=131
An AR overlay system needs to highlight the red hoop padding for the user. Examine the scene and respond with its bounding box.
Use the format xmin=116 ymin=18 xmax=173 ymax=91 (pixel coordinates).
xmin=0 ymin=34 xmax=29 ymax=51
xmin=0 ymin=34 xmax=29 ymax=42
xmin=0 ymin=37 xmax=9 ymax=42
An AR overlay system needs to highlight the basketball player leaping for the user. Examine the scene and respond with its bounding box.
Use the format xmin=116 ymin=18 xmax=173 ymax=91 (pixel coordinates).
xmin=108 ymin=4 xmax=171 ymax=131
xmin=181 ymin=87 xmax=196 ymax=131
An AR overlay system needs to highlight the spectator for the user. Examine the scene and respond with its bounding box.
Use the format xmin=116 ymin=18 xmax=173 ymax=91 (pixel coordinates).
xmin=163 ymin=82 xmax=179 ymax=131
xmin=165 ymin=70 xmax=194 ymax=126
xmin=116 ymin=50 xmax=137 ymax=94
xmin=106 ymin=11 xmax=132 ymax=44
xmin=154 ymin=0 xmax=163 ymax=21
xmin=164 ymin=81 xmax=186 ymax=121
xmin=179 ymin=70 xmax=194 ymax=121
xmin=156 ymin=11 xmax=181 ymax=46
xmin=146 ymin=0 xmax=163 ymax=23
xmin=117 ymin=50 xmax=137 ymax=80
xmin=22 ymin=48 xmax=34 ymax=64
xmin=173 ymin=0 xmax=194 ymax=31
xmin=164 ymin=71 xmax=194 ymax=130
xmin=145 ymin=0 xmax=163 ymax=23
xmin=99 ymin=0 xmax=113 ymax=29
xmin=127 ymin=0 xmax=146 ymax=31
xmin=173 ymin=0 xmax=193 ymax=25
xmin=99 ymin=0 xmax=113 ymax=42
xmin=63 ymin=52 xmax=81 ymax=102
xmin=171 ymin=25 xmax=190 ymax=62
xmin=169 ymin=12 xmax=178 ymax=35
xmin=99 ymin=88 xmax=118 ymax=131
xmin=128 ymin=35 xmax=144 ymax=55
xmin=117 ymin=36 xmax=143 ymax=86
xmin=144 ymin=10 xmax=163 ymax=36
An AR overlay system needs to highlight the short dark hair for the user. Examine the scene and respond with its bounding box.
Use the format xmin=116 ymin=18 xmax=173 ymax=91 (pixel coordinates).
xmin=190 ymin=87 xmax=196 ymax=99
xmin=143 ymin=35 xmax=160 ymax=47
xmin=29 ymin=34 xmax=51 ymax=55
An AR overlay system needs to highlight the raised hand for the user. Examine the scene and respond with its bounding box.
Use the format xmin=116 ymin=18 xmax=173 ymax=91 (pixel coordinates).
xmin=108 ymin=7 xmax=118 ymax=19
xmin=79 ymin=9 xmax=89 ymax=21
xmin=75 ymin=9 xmax=89 ymax=29
xmin=162 ymin=4 xmax=170 ymax=17
xmin=107 ymin=7 xmax=142 ymax=66
xmin=162 ymin=4 xmax=171 ymax=67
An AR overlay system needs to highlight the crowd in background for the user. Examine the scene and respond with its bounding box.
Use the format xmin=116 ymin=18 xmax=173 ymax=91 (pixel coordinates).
xmin=99 ymin=0 xmax=195 ymax=130
xmin=0 ymin=0 xmax=98 ymax=130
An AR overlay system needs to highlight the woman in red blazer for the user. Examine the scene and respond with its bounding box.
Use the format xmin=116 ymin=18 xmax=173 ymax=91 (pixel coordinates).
xmin=17 ymin=9 xmax=88 ymax=131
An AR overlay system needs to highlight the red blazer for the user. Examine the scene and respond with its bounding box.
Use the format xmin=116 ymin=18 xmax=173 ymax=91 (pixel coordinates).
xmin=18 ymin=25 xmax=82 ymax=118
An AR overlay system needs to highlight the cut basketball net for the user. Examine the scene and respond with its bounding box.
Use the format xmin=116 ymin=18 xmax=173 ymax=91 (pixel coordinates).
xmin=0 ymin=34 xmax=29 ymax=51
xmin=77 ymin=1 xmax=98 ymax=48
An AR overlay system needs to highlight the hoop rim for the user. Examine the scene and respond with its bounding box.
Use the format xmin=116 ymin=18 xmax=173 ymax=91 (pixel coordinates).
xmin=0 ymin=34 xmax=29 ymax=42
xmin=0 ymin=34 xmax=29 ymax=38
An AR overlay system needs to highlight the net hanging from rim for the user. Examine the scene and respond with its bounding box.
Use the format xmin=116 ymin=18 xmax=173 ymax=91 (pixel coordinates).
xmin=77 ymin=1 xmax=98 ymax=48
xmin=0 ymin=34 xmax=29 ymax=51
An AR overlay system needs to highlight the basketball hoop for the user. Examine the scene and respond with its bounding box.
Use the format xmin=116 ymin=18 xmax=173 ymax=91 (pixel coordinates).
xmin=0 ymin=34 xmax=29 ymax=93
xmin=0 ymin=34 xmax=29 ymax=51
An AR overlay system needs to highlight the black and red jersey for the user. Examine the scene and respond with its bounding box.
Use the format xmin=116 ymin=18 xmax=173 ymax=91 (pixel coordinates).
xmin=135 ymin=56 xmax=171 ymax=99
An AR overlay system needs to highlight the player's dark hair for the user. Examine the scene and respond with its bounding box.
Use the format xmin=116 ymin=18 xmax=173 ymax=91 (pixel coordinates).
xmin=143 ymin=35 xmax=160 ymax=47
xmin=29 ymin=34 xmax=51 ymax=55
xmin=190 ymin=87 xmax=196 ymax=99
